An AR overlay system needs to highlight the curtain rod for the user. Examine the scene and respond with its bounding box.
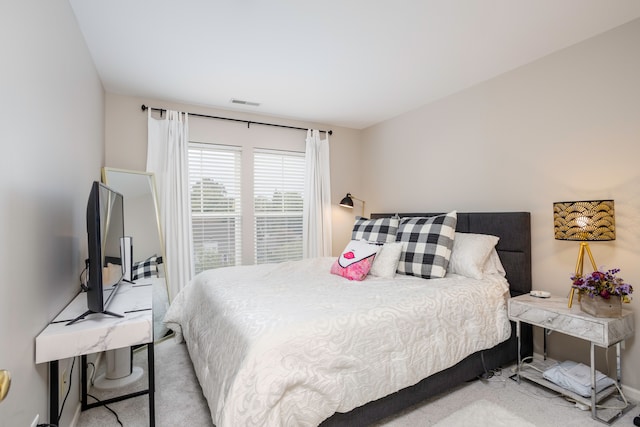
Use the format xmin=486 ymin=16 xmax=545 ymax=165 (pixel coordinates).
xmin=141 ymin=105 xmax=332 ymax=135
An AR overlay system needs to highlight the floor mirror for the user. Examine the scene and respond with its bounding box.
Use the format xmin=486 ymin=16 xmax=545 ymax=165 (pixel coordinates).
xmin=102 ymin=167 xmax=171 ymax=341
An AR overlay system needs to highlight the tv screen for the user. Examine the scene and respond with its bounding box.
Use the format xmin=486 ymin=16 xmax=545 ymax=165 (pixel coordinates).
xmin=68 ymin=181 xmax=125 ymax=325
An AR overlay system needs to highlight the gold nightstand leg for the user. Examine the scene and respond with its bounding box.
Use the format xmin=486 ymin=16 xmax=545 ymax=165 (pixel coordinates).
xmin=568 ymin=288 xmax=575 ymax=308
xmin=569 ymin=242 xmax=599 ymax=308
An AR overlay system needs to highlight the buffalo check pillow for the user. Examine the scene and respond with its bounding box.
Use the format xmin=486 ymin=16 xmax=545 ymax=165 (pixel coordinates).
xmin=351 ymin=216 xmax=399 ymax=243
xmin=396 ymin=211 xmax=457 ymax=279
xmin=131 ymin=255 xmax=160 ymax=281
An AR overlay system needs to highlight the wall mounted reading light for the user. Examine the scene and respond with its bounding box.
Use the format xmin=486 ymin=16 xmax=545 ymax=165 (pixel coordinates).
xmin=553 ymin=200 xmax=615 ymax=308
xmin=339 ymin=193 xmax=366 ymax=217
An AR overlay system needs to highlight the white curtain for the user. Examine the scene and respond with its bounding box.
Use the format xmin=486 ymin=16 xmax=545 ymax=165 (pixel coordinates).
xmin=303 ymin=129 xmax=332 ymax=257
xmin=147 ymin=109 xmax=193 ymax=300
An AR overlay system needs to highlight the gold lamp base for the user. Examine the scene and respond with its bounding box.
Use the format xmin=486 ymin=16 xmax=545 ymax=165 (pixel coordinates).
xmin=568 ymin=242 xmax=598 ymax=308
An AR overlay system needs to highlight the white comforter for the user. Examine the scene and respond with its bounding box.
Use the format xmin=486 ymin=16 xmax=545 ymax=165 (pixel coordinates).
xmin=164 ymin=257 xmax=511 ymax=427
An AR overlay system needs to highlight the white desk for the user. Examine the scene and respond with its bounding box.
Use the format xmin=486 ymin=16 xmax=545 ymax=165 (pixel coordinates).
xmin=35 ymin=282 xmax=155 ymax=426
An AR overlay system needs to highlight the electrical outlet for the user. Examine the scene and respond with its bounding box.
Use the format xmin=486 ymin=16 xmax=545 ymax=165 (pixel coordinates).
xmin=60 ymin=367 xmax=67 ymax=396
xmin=30 ymin=414 xmax=39 ymax=427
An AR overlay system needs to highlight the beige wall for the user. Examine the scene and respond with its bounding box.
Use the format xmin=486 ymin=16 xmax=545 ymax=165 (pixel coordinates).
xmin=105 ymin=93 xmax=362 ymax=258
xmin=362 ymin=19 xmax=640 ymax=393
xmin=0 ymin=1 xmax=105 ymax=426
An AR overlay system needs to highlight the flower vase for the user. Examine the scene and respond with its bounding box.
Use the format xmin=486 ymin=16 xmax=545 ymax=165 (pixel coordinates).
xmin=579 ymin=295 xmax=622 ymax=318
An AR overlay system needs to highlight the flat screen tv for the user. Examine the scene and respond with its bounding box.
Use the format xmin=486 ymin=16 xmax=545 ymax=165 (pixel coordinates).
xmin=68 ymin=181 xmax=126 ymax=325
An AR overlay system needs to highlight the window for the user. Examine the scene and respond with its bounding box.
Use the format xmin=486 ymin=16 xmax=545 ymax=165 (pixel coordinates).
xmin=254 ymin=149 xmax=305 ymax=264
xmin=188 ymin=143 xmax=241 ymax=274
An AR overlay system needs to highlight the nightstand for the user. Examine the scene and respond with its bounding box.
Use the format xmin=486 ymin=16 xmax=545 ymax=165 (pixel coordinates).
xmin=508 ymin=294 xmax=634 ymax=424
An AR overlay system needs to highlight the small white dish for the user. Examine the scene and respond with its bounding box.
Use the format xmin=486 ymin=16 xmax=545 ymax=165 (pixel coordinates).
xmin=530 ymin=290 xmax=551 ymax=298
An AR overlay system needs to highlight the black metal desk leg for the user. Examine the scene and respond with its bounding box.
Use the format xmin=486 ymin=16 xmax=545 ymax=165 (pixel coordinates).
xmin=49 ymin=360 xmax=59 ymax=426
xmin=81 ymin=354 xmax=88 ymax=409
xmin=148 ymin=343 xmax=155 ymax=427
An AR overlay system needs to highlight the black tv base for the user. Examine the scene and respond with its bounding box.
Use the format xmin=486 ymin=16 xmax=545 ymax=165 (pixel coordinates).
xmin=66 ymin=310 xmax=124 ymax=326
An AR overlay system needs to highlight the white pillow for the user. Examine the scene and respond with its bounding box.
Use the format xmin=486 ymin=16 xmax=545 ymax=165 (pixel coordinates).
xmin=369 ymin=241 xmax=403 ymax=278
xmin=448 ymin=233 xmax=499 ymax=279
xmin=483 ymin=248 xmax=506 ymax=277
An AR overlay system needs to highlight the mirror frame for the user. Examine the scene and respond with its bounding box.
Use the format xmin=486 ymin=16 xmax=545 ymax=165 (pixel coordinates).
xmin=101 ymin=167 xmax=170 ymax=300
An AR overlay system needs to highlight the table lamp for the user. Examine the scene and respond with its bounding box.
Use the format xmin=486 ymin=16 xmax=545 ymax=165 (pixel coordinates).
xmin=553 ymin=200 xmax=615 ymax=308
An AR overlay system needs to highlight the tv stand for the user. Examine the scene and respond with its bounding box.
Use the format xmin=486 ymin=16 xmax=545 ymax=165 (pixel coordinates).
xmin=66 ymin=309 xmax=124 ymax=326
xmin=35 ymin=282 xmax=154 ymax=426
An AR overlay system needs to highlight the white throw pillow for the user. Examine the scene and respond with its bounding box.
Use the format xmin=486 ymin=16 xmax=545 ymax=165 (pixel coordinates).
xmin=483 ymin=248 xmax=506 ymax=277
xmin=448 ymin=233 xmax=499 ymax=280
xmin=369 ymin=241 xmax=403 ymax=278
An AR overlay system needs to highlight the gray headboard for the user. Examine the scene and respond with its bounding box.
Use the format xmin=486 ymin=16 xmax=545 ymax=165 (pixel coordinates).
xmin=370 ymin=212 xmax=532 ymax=296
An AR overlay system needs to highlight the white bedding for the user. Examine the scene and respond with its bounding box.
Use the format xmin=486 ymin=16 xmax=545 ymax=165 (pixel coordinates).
xmin=164 ymin=257 xmax=512 ymax=427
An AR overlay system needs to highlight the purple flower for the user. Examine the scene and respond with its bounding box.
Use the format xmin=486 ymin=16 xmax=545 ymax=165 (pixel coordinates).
xmin=570 ymin=268 xmax=633 ymax=302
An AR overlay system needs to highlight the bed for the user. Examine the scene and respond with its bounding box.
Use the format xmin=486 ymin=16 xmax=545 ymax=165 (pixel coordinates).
xmin=164 ymin=211 xmax=533 ymax=426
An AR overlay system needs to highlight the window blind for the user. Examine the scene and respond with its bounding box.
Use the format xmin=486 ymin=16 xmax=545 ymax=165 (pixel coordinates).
xmin=188 ymin=142 xmax=242 ymax=273
xmin=254 ymin=149 xmax=305 ymax=264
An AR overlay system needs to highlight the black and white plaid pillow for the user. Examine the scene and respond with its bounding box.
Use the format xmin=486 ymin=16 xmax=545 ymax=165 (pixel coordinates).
xmin=131 ymin=255 xmax=160 ymax=281
xmin=351 ymin=216 xmax=399 ymax=243
xmin=396 ymin=211 xmax=457 ymax=279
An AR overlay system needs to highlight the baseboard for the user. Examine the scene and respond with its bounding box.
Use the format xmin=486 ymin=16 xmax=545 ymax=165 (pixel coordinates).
xmin=622 ymin=384 xmax=640 ymax=403
xmin=69 ymin=404 xmax=81 ymax=427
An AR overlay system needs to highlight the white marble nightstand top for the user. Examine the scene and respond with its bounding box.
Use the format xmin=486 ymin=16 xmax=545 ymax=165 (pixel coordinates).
xmin=508 ymin=294 xmax=634 ymax=347
xmin=35 ymin=283 xmax=152 ymax=364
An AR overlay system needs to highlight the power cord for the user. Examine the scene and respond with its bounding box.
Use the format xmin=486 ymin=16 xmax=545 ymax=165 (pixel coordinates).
xmin=87 ymin=362 xmax=97 ymax=386
xmin=87 ymin=393 xmax=123 ymax=426
xmin=474 ymin=351 xmax=499 ymax=381
xmin=58 ymin=357 xmax=76 ymax=420
xmin=86 ymin=361 xmax=123 ymax=424
xmin=80 ymin=259 xmax=89 ymax=291
xmin=471 ymin=352 xmax=509 ymax=382
xmin=478 ymin=351 xmax=490 ymax=379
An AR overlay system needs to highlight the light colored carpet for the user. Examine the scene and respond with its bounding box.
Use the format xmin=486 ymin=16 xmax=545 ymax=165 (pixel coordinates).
xmin=76 ymin=339 xmax=638 ymax=426
xmin=433 ymin=399 xmax=535 ymax=427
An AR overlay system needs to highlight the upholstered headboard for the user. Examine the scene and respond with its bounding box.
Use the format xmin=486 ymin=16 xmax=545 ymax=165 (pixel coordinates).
xmin=370 ymin=212 xmax=532 ymax=296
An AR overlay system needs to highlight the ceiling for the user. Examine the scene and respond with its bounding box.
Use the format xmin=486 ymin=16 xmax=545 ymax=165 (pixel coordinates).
xmin=69 ymin=0 xmax=640 ymax=129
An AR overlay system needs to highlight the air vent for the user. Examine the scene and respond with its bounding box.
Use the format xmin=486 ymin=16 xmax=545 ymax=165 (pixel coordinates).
xmin=230 ymin=98 xmax=260 ymax=107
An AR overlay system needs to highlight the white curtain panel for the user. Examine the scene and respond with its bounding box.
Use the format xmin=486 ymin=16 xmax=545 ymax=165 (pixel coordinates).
xmin=147 ymin=110 xmax=194 ymax=300
xmin=303 ymin=129 xmax=332 ymax=257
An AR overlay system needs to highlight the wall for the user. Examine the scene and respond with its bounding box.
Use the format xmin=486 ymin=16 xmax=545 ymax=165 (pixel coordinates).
xmin=104 ymin=93 xmax=362 ymax=259
xmin=0 ymin=1 xmax=104 ymax=426
xmin=362 ymin=19 xmax=640 ymax=393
